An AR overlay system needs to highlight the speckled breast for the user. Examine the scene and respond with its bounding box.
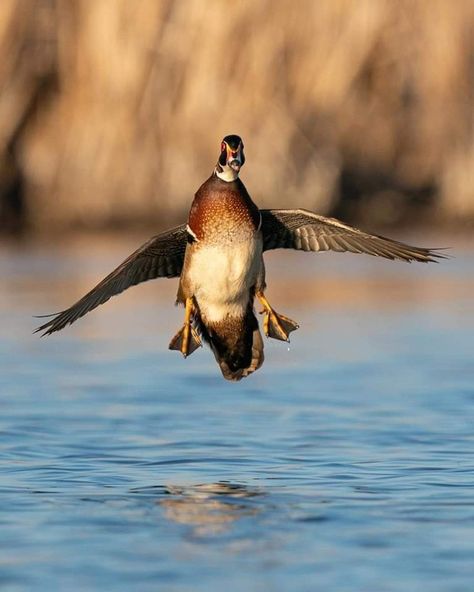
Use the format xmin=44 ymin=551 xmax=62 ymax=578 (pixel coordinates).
xmin=188 ymin=175 xmax=261 ymax=245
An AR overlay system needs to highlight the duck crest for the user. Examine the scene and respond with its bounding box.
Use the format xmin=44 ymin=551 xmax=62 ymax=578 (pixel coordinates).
xmin=188 ymin=175 xmax=261 ymax=244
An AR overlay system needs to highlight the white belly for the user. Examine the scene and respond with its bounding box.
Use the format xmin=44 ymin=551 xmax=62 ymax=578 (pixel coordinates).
xmin=187 ymin=235 xmax=263 ymax=323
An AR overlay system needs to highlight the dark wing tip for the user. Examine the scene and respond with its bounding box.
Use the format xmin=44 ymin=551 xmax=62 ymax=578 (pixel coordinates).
xmin=33 ymin=312 xmax=69 ymax=336
xmin=428 ymin=247 xmax=452 ymax=260
xmin=403 ymin=246 xmax=451 ymax=264
xmin=33 ymin=321 xmax=55 ymax=337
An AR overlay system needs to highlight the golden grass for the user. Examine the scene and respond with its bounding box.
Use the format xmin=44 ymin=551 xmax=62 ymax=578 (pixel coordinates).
xmin=0 ymin=0 xmax=473 ymax=232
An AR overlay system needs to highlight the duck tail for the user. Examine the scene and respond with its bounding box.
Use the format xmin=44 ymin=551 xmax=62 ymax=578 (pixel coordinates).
xmin=200 ymin=305 xmax=264 ymax=381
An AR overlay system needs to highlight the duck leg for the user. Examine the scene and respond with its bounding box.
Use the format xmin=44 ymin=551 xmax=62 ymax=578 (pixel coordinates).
xmin=169 ymin=297 xmax=202 ymax=357
xmin=256 ymin=290 xmax=299 ymax=342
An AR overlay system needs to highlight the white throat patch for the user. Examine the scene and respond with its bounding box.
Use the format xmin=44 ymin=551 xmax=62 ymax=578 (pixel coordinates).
xmin=215 ymin=165 xmax=239 ymax=182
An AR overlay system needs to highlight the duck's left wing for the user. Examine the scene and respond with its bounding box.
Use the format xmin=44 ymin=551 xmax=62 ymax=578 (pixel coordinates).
xmin=260 ymin=209 xmax=445 ymax=263
xmin=35 ymin=224 xmax=188 ymax=336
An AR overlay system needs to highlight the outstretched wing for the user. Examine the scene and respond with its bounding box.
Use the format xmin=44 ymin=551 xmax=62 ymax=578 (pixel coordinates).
xmin=36 ymin=224 xmax=188 ymax=336
xmin=261 ymin=209 xmax=445 ymax=262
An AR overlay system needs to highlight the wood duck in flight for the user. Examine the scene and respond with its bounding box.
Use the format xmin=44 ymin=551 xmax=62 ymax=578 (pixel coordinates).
xmin=36 ymin=135 xmax=444 ymax=381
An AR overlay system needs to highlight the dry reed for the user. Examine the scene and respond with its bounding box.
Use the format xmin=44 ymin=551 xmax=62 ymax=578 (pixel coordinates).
xmin=0 ymin=0 xmax=473 ymax=233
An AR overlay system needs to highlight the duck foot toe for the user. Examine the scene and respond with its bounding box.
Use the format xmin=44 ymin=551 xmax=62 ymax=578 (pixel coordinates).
xmin=169 ymin=325 xmax=202 ymax=357
xmin=263 ymin=311 xmax=299 ymax=342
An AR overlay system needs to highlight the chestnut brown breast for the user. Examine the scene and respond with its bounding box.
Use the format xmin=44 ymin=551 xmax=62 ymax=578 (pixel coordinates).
xmin=188 ymin=175 xmax=261 ymax=244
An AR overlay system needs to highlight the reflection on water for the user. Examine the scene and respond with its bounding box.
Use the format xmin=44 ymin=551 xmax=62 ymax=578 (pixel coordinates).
xmin=130 ymin=482 xmax=263 ymax=537
xmin=1 ymin=236 xmax=473 ymax=592
xmin=159 ymin=483 xmax=262 ymax=536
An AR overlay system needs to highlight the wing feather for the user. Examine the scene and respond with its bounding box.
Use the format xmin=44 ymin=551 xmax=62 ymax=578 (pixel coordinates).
xmin=261 ymin=209 xmax=445 ymax=263
xmin=36 ymin=224 xmax=187 ymax=336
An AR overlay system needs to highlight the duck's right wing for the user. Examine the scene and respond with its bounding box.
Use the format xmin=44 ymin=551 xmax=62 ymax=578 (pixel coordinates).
xmin=261 ymin=209 xmax=445 ymax=263
xmin=36 ymin=224 xmax=188 ymax=336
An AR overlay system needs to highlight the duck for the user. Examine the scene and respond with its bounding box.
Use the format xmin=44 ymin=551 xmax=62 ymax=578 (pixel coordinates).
xmin=36 ymin=134 xmax=444 ymax=381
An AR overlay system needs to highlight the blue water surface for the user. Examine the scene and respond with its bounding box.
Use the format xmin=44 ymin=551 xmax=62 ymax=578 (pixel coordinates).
xmin=0 ymin=238 xmax=473 ymax=591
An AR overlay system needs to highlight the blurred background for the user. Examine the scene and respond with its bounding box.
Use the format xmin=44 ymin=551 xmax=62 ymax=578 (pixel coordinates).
xmin=1 ymin=0 xmax=474 ymax=236
xmin=2 ymin=4 xmax=474 ymax=591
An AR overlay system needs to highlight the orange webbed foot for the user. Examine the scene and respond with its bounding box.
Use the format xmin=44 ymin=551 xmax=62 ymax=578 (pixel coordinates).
xmin=256 ymin=291 xmax=299 ymax=342
xmin=168 ymin=297 xmax=202 ymax=357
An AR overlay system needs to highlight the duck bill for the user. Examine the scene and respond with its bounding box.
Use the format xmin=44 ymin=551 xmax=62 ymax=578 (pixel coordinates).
xmin=227 ymin=145 xmax=243 ymax=171
xmin=228 ymin=159 xmax=241 ymax=172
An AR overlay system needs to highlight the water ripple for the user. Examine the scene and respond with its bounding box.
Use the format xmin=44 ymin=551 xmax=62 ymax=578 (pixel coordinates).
xmin=1 ymin=243 xmax=473 ymax=591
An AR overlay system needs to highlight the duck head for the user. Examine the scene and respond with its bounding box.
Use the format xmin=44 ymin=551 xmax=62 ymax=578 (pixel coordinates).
xmin=215 ymin=134 xmax=245 ymax=182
